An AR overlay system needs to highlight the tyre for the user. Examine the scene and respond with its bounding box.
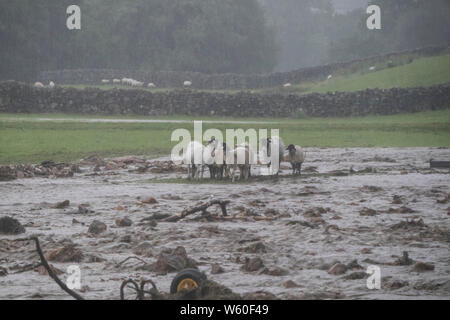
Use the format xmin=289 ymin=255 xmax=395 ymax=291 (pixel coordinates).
xmin=170 ymin=268 xmax=206 ymax=294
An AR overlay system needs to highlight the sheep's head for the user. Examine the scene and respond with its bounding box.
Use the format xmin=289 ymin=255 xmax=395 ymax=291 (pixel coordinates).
xmin=286 ymin=144 xmax=296 ymax=154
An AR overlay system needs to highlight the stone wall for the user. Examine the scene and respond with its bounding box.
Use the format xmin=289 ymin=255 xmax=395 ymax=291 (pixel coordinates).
xmin=39 ymin=45 xmax=450 ymax=90
xmin=1 ymin=81 xmax=449 ymax=118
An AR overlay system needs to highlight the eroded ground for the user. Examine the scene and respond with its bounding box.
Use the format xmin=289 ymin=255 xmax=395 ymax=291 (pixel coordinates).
xmin=1 ymin=148 xmax=449 ymax=300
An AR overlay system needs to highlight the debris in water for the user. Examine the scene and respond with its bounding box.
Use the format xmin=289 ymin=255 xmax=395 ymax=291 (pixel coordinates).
xmin=88 ymin=220 xmax=107 ymax=234
xmin=0 ymin=216 xmax=26 ymax=235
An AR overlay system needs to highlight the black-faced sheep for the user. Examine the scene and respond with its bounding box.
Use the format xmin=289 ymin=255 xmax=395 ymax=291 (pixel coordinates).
xmin=285 ymin=144 xmax=306 ymax=175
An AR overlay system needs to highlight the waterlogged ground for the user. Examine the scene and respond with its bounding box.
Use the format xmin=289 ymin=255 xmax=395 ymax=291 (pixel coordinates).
xmin=0 ymin=148 xmax=449 ymax=300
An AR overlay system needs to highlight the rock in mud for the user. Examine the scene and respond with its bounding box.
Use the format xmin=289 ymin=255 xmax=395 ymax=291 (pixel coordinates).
xmin=384 ymin=279 xmax=409 ymax=290
xmin=0 ymin=266 xmax=8 ymax=277
xmin=412 ymin=262 xmax=435 ymax=272
xmin=140 ymin=196 xmax=158 ymax=204
xmin=239 ymin=242 xmax=267 ymax=254
xmin=52 ymin=200 xmax=70 ymax=209
xmin=394 ymin=252 xmax=414 ymax=266
xmin=386 ymin=206 xmax=416 ymax=214
xmin=115 ymin=217 xmax=133 ymax=227
xmin=132 ymin=242 xmax=153 ymax=257
xmin=78 ymin=204 xmax=92 ymax=214
xmin=120 ymin=235 xmax=133 ymax=243
xmin=391 ymin=219 xmax=426 ymax=230
xmin=392 ymin=195 xmax=403 ymax=204
xmin=153 ymin=246 xmax=197 ymax=273
xmin=360 ymin=208 xmax=378 ymax=216
xmin=360 ymin=185 xmax=383 ymax=193
xmin=0 ymin=216 xmax=25 ymax=235
xmin=211 ymin=263 xmax=225 ymax=274
xmin=46 ymin=244 xmax=83 ymax=263
xmin=262 ymin=267 xmax=289 ymax=276
xmin=171 ymin=279 xmax=241 ymax=300
xmin=346 ymin=260 xmax=363 ymax=270
xmin=328 ymin=263 xmax=348 ymax=275
xmin=36 ymin=264 xmax=64 ymax=276
xmin=283 ymin=280 xmax=300 ymax=288
xmin=241 ymin=257 xmax=264 ymax=272
xmin=88 ymin=220 xmax=107 ymax=234
xmin=343 ymin=272 xmax=367 ymax=280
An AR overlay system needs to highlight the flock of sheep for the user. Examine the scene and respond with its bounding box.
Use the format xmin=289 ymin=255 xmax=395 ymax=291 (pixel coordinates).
xmin=100 ymin=78 xmax=193 ymax=88
xmin=183 ymin=136 xmax=306 ymax=182
xmin=32 ymin=79 xmax=193 ymax=89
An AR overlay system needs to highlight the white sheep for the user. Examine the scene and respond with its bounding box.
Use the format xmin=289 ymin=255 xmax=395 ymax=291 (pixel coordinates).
xmin=369 ymin=66 xmax=376 ymax=71
xmin=183 ymin=81 xmax=192 ymax=87
xmin=203 ymin=139 xmax=228 ymax=179
xmin=226 ymin=145 xmax=252 ymax=182
xmin=183 ymin=141 xmax=205 ymax=180
xmin=148 ymin=83 xmax=156 ymax=88
xmin=259 ymin=136 xmax=285 ymax=175
xmin=101 ymin=79 xmax=110 ymax=84
xmin=49 ymin=81 xmax=55 ymax=88
xmin=285 ymin=144 xmax=306 ymax=175
xmin=121 ymin=78 xmax=133 ymax=86
xmin=34 ymin=82 xmax=44 ymax=88
xmin=130 ymin=80 xmax=144 ymax=87
xmin=327 ymin=74 xmax=333 ymax=80
xmin=113 ymin=79 xmax=121 ymax=84
xmin=283 ymin=83 xmax=292 ymax=88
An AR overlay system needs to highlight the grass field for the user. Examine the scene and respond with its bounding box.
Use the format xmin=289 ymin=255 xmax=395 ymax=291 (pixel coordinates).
xmin=63 ymin=54 xmax=450 ymax=96
xmin=299 ymin=54 xmax=450 ymax=94
xmin=1 ymin=110 xmax=449 ymax=165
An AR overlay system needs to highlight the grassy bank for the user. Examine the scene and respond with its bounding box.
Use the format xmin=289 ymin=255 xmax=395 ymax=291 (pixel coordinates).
xmin=1 ymin=110 xmax=449 ymax=165
xmin=299 ymin=54 xmax=450 ymax=94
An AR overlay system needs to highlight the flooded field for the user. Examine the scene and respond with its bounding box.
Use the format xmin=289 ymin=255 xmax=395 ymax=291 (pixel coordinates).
xmin=1 ymin=147 xmax=449 ymax=300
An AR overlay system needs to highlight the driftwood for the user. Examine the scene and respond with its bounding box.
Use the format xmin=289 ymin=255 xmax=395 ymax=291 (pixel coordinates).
xmin=164 ymin=200 xmax=230 ymax=222
xmin=430 ymin=160 xmax=450 ymax=168
xmin=17 ymin=237 xmax=85 ymax=300
xmin=116 ymin=256 xmax=148 ymax=268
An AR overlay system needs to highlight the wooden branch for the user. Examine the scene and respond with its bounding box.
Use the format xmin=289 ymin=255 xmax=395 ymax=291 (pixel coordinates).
xmin=164 ymin=200 xmax=230 ymax=222
xmin=17 ymin=237 xmax=85 ymax=300
xmin=116 ymin=256 xmax=148 ymax=267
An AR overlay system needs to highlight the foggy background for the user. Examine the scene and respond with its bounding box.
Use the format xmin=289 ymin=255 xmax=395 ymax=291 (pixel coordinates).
xmin=0 ymin=0 xmax=449 ymax=81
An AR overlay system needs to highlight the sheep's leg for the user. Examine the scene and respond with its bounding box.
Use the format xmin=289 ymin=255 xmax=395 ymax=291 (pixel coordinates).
xmin=187 ymin=165 xmax=191 ymax=180
xmin=217 ymin=165 xmax=224 ymax=179
xmin=192 ymin=164 xmax=198 ymax=180
xmin=231 ymin=165 xmax=237 ymax=182
xmin=298 ymin=162 xmax=302 ymax=176
xmin=209 ymin=165 xmax=215 ymax=179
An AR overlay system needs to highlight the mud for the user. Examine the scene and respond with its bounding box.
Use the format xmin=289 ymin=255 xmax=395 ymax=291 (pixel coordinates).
xmin=0 ymin=147 xmax=449 ymax=300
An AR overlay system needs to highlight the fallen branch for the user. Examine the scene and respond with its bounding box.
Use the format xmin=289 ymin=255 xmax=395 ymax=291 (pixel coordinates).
xmin=17 ymin=237 xmax=85 ymax=300
xmin=116 ymin=256 xmax=148 ymax=268
xmin=164 ymin=200 xmax=230 ymax=222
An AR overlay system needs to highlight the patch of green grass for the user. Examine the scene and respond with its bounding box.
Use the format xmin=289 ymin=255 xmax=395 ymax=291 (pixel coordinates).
xmin=1 ymin=109 xmax=449 ymax=165
xmin=301 ymin=54 xmax=450 ymax=94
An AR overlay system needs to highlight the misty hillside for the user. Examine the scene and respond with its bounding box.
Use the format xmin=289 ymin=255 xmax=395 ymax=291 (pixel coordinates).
xmin=1 ymin=0 xmax=449 ymax=81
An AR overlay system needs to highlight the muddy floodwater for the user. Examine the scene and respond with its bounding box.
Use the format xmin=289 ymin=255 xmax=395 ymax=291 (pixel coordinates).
xmin=1 ymin=148 xmax=449 ymax=300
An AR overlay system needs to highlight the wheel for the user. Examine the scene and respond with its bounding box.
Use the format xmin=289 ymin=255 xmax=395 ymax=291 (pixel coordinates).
xmin=170 ymin=268 xmax=206 ymax=294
